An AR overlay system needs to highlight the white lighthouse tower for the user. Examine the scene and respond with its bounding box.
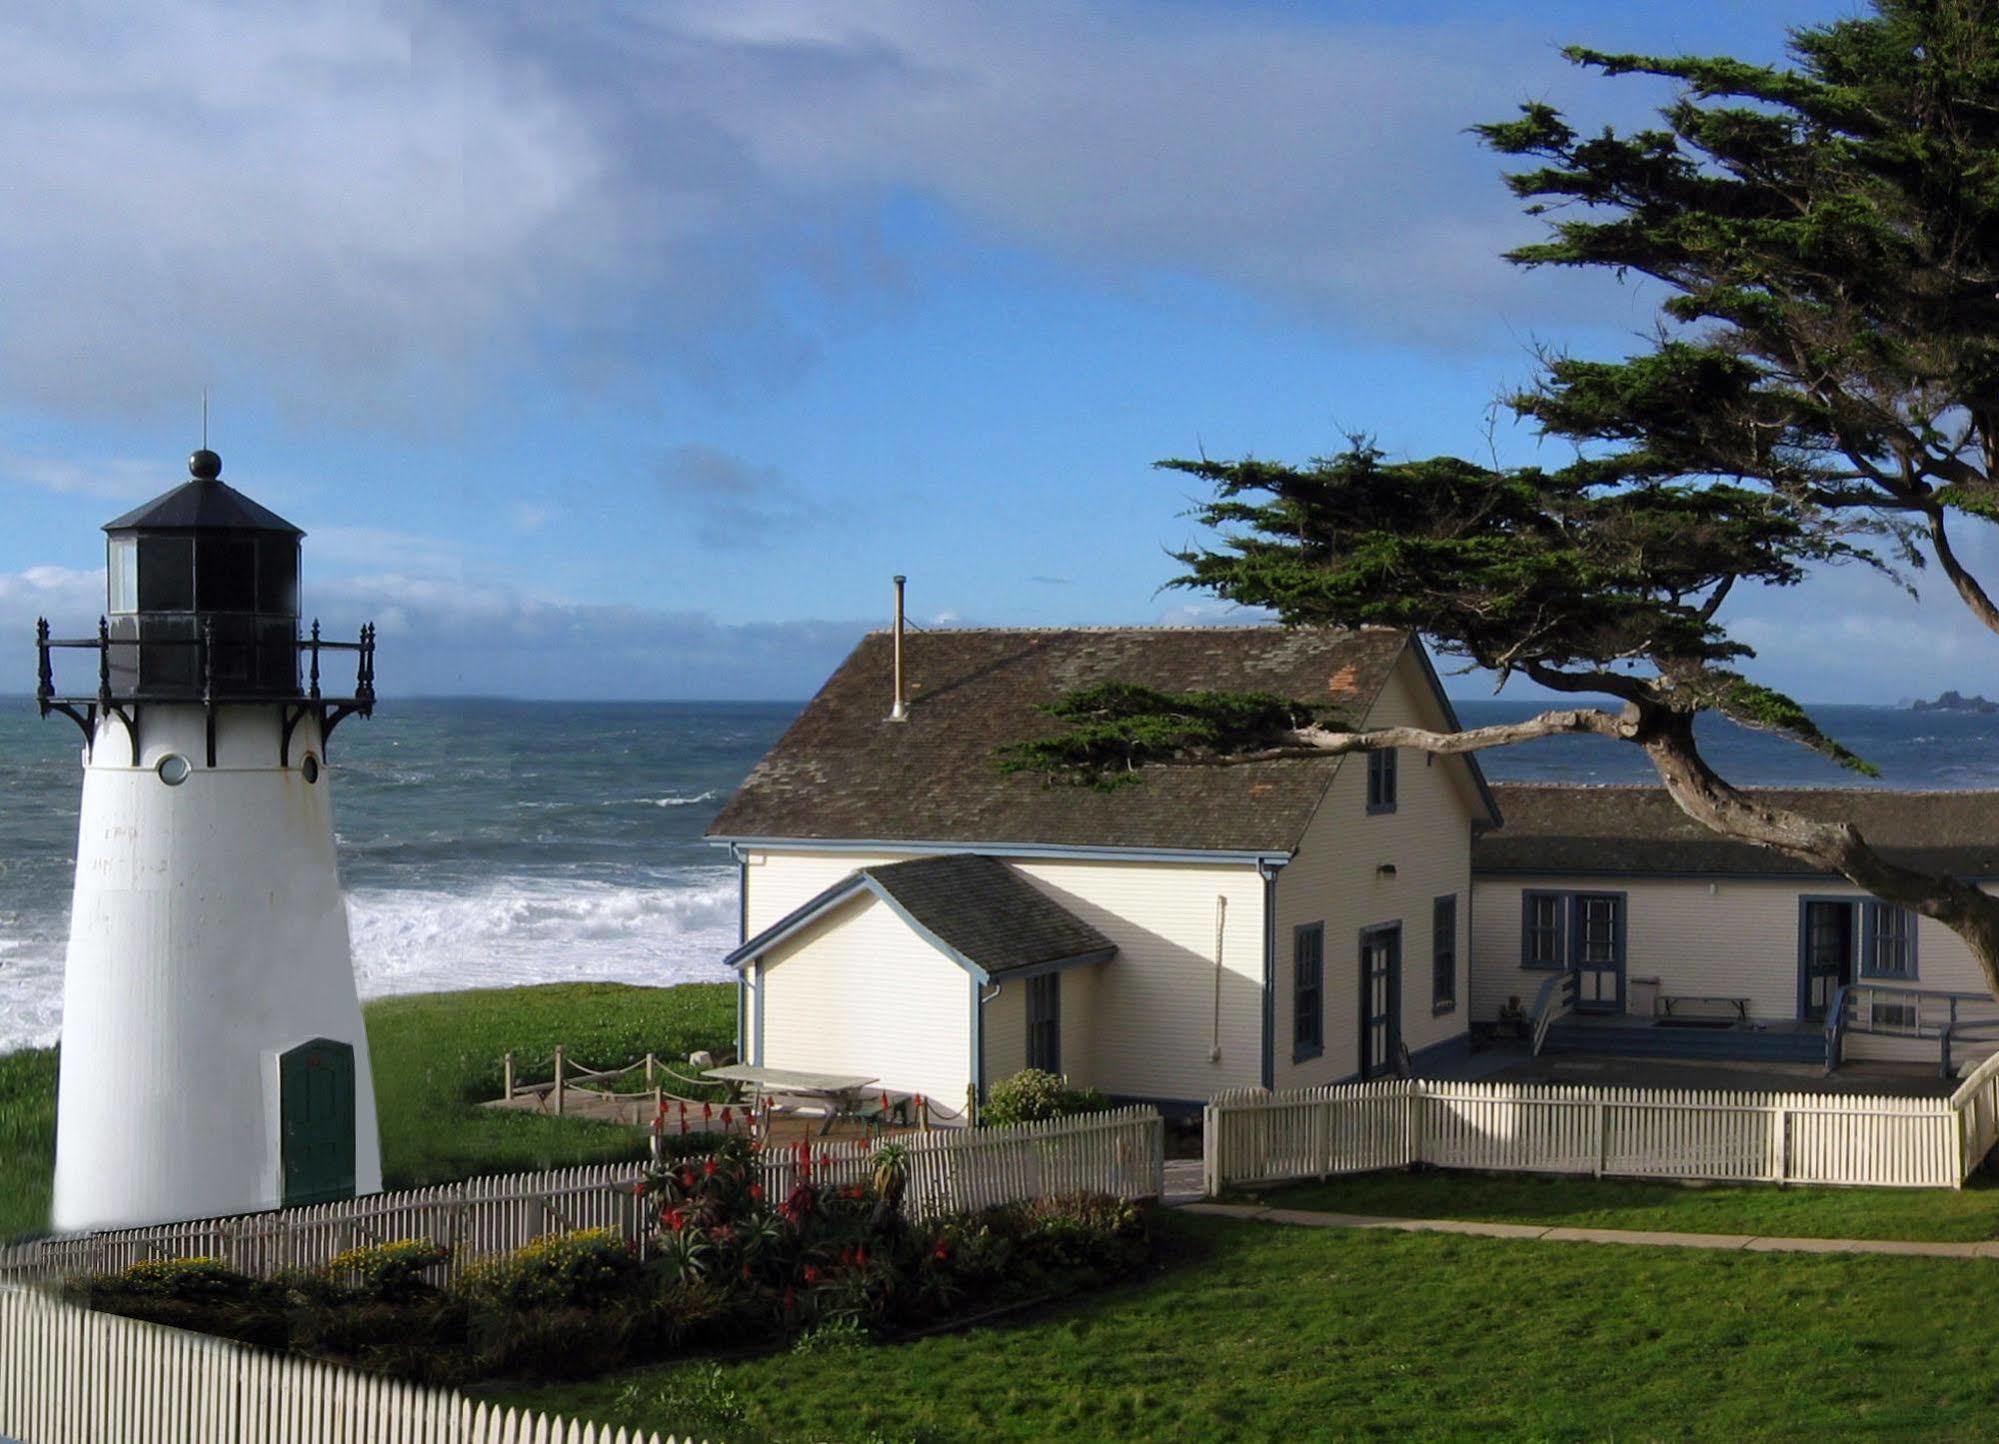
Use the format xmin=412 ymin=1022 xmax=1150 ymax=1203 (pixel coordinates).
xmin=38 ymin=448 xmax=382 ymax=1232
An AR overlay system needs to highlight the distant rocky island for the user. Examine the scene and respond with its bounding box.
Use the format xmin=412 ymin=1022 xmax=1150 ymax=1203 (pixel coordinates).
xmin=1911 ymin=690 xmax=1999 ymax=713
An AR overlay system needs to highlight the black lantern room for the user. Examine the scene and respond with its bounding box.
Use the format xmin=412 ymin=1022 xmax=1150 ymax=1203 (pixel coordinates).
xmin=100 ymin=449 xmax=303 ymax=696
xmin=37 ymin=449 xmax=374 ymax=767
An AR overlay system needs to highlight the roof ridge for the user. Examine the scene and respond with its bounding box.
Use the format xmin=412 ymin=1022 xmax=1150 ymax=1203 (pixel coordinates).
xmin=860 ymin=623 xmax=1405 ymax=636
xmin=1490 ymin=781 xmax=1999 ymax=799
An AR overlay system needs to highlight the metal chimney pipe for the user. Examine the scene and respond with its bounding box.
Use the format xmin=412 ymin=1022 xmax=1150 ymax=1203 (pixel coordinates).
xmin=890 ymin=575 xmax=909 ymax=722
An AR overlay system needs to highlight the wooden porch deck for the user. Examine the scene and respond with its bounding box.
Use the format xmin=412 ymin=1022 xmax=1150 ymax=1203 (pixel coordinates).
xmin=1441 ymin=1041 xmax=1959 ymax=1099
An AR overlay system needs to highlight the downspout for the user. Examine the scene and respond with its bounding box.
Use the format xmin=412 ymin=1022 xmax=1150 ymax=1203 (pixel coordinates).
xmin=1259 ymin=860 xmax=1282 ymax=1090
xmin=732 ymin=842 xmax=747 ymax=1061
xmin=1210 ymin=895 xmax=1227 ymax=1063
xmin=970 ymin=976 xmax=1001 ymax=1123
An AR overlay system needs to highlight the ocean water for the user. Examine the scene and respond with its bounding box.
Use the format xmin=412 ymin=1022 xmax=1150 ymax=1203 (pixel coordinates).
xmin=0 ymin=699 xmax=795 ymax=1054
xmin=3 ymin=692 xmax=1998 ymax=1055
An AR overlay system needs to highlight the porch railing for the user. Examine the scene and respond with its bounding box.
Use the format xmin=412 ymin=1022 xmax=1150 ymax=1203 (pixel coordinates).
xmin=1832 ymin=985 xmax=1999 ymax=1076
xmin=1529 ymin=969 xmax=1578 ymax=1057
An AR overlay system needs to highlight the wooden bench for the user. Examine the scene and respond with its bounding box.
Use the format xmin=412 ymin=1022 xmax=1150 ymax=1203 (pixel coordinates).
xmin=1657 ymin=994 xmax=1751 ymax=1022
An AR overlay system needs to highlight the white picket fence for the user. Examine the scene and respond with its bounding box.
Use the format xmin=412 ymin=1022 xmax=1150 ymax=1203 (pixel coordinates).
xmin=760 ymin=1104 xmax=1165 ymax=1219
xmin=0 ymin=1283 xmax=701 ymax=1444
xmin=1204 ymin=1056 xmax=1999 ymax=1193
xmin=0 ymin=1108 xmax=1164 ymax=1286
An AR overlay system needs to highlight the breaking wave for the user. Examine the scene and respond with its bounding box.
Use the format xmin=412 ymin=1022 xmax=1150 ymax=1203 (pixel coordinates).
xmin=346 ymin=872 xmax=738 ymax=999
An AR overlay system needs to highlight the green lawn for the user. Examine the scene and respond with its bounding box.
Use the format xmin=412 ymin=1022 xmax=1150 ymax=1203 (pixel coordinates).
xmin=492 ymin=1208 xmax=1999 ymax=1443
xmin=1235 ymin=1166 xmax=1999 ymax=1243
xmin=0 ymin=1048 xmax=58 ymax=1242
xmin=0 ymin=981 xmax=735 ymax=1242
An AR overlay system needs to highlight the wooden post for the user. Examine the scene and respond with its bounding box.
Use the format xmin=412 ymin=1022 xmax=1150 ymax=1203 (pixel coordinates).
xmin=644 ymin=1053 xmax=656 ymax=1089
xmin=1593 ymin=1099 xmax=1607 ymax=1178
xmin=503 ymin=1051 xmax=515 ymax=1102
xmin=553 ymin=1046 xmax=566 ymax=1117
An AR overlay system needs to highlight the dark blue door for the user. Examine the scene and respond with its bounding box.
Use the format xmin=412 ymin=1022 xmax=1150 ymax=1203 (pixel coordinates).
xmin=1571 ymin=894 xmax=1625 ymax=1014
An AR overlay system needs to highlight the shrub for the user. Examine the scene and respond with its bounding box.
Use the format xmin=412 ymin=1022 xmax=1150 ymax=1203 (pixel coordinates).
xmin=66 ymin=1257 xmax=291 ymax=1349
xmin=1009 ymin=1193 xmax=1150 ymax=1277
xmin=92 ymin=1255 xmax=257 ymax=1302
xmin=323 ymin=1237 xmax=452 ymax=1302
xmin=289 ymin=1296 xmax=473 ymax=1386
xmin=457 ymin=1227 xmax=642 ymax=1311
xmin=981 ymin=1069 xmax=1113 ymax=1127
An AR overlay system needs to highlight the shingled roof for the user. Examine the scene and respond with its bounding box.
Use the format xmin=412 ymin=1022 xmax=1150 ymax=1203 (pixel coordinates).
xmin=725 ymin=854 xmax=1118 ymax=979
xmin=1475 ymin=784 xmax=1999 ymax=879
xmin=710 ymin=626 xmax=1418 ymax=854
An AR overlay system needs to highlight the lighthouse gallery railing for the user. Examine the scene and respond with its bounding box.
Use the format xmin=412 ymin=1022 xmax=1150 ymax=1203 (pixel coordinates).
xmin=35 ymin=616 xmax=375 ymax=766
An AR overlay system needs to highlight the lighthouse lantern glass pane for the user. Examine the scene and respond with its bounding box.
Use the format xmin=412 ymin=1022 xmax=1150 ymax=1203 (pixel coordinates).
xmin=136 ymin=536 xmax=194 ymax=611
xmin=258 ymin=537 xmax=299 ymax=615
xmin=107 ymin=537 xmax=138 ymax=613
xmin=196 ymin=535 xmax=258 ymax=612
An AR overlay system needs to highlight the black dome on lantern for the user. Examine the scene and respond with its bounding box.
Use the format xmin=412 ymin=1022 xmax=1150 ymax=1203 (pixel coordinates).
xmin=102 ymin=451 xmax=304 ymax=536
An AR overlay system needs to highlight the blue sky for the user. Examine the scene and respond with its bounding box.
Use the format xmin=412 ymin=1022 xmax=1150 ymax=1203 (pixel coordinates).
xmin=6 ymin=0 xmax=1981 ymax=702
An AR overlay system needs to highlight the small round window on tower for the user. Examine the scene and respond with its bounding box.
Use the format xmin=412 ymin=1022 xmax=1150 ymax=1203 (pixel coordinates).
xmin=302 ymin=754 xmax=320 ymax=784
xmin=156 ymin=754 xmax=191 ymax=786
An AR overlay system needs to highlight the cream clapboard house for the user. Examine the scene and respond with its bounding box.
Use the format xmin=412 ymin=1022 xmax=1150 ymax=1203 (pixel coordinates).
xmin=1471 ymin=784 xmax=1999 ymax=1070
xmin=709 ymin=626 xmax=1499 ymax=1113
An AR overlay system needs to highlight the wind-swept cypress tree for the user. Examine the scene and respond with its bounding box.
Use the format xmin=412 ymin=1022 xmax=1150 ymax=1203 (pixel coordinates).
xmin=1002 ymin=2 xmax=1999 ymax=996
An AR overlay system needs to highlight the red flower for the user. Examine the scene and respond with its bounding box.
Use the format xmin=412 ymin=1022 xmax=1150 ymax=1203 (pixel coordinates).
xmin=803 ymin=1264 xmax=821 ymax=1284
xmin=783 ymin=1286 xmax=796 ymax=1313
xmin=749 ymin=1184 xmax=764 ymax=1202
xmin=681 ymin=1170 xmax=696 ymax=1190
xmin=856 ymin=1245 xmax=868 ymax=1269
xmin=702 ymin=1159 xmax=718 ymax=1178
xmin=932 ymin=1241 xmax=949 ymax=1262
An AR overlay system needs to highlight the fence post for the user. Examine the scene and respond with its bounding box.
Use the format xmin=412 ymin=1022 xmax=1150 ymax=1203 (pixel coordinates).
xmin=553 ymin=1046 xmax=565 ymax=1117
xmin=1406 ymin=1080 xmax=1425 ymax=1169
xmin=503 ymin=1051 xmax=514 ymax=1102
xmin=1593 ymin=1099 xmax=1607 ymax=1179
xmin=645 ymin=1053 xmax=656 ymax=1090
xmin=1202 ymin=1104 xmax=1220 ymax=1198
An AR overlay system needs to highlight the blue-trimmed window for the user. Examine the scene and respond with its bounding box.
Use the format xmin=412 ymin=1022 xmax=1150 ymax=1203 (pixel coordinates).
xmin=1367 ymin=749 xmax=1398 ymax=813
xmin=1293 ymin=922 xmax=1325 ymax=1059
xmin=1521 ymin=892 xmax=1567 ymax=969
xmin=1027 ymin=973 xmax=1061 ymax=1073
xmin=1432 ymin=894 xmax=1457 ymax=1013
xmin=1861 ymin=902 xmax=1917 ymax=979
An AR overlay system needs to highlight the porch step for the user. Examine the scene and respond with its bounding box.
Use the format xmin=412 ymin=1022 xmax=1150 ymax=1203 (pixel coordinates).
xmin=1544 ymin=1019 xmax=1827 ymax=1065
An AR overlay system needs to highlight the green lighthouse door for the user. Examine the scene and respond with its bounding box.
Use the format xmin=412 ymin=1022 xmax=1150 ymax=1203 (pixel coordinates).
xmin=280 ymin=1039 xmax=356 ymax=1207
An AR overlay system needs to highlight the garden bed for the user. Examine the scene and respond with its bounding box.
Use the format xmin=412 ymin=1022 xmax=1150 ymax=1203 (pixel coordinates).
xmin=61 ymin=1131 xmax=1153 ymax=1392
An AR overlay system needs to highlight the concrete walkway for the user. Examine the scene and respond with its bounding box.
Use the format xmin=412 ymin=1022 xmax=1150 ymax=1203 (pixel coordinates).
xmin=1175 ymin=1202 xmax=1999 ymax=1259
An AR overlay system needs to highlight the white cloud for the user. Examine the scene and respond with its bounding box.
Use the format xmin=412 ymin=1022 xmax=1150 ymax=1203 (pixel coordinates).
xmin=0 ymin=0 xmax=1648 ymax=422
xmin=1 ymin=453 xmax=173 ymax=503
xmin=1154 ymin=598 xmax=1274 ymax=628
xmin=0 ymin=565 xmax=102 ymax=617
xmin=305 ymin=525 xmax=464 ymax=576
xmin=653 ymin=444 xmax=827 ymax=548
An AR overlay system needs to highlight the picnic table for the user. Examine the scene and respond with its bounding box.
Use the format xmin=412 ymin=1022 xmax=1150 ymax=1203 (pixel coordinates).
xmin=703 ymin=1064 xmax=882 ymax=1135
xmin=1657 ymin=994 xmax=1752 ymax=1022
